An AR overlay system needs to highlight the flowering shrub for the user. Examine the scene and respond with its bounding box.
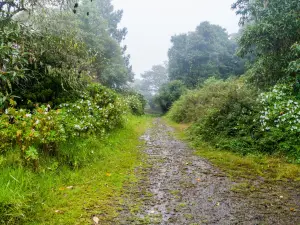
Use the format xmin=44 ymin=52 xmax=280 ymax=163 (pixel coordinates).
xmin=256 ymin=83 xmax=300 ymax=157
xmin=0 ymin=105 xmax=66 ymax=168
xmin=259 ymin=83 xmax=300 ymax=133
xmin=0 ymin=84 xmax=128 ymax=167
xmin=60 ymin=85 xmax=127 ymax=136
xmin=124 ymin=94 xmax=145 ymax=116
xmin=169 ymin=78 xmax=300 ymax=159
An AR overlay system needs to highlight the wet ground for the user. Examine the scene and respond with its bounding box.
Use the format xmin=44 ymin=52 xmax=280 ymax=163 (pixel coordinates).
xmin=116 ymin=118 xmax=300 ymax=225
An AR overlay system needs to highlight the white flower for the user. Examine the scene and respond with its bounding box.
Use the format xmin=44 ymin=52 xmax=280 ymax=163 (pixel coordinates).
xmin=74 ymin=125 xmax=81 ymax=129
xmin=25 ymin=114 xmax=32 ymax=118
xmin=35 ymin=120 xmax=40 ymax=125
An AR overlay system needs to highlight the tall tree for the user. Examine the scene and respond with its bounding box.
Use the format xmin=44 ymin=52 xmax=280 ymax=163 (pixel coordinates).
xmin=232 ymin=0 xmax=300 ymax=88
xmin=76 ymin=0 xmax=133 ymax=88
xmin=133 ymin=63 xmax=168 ymax=109
xmin=140 ymin=63 xmax=168 ymax=94
xmin=168 ymin=21 xmax=245 ymax=87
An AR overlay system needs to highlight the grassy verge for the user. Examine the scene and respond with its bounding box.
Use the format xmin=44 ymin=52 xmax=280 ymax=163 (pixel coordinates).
xmin=164 ymin=118 xmax=300 ymax=182
xmin=0 ymin=115 xmax=152 ymax=225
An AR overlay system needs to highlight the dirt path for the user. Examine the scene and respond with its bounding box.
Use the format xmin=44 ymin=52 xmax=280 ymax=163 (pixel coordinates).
xmin=116 ymin=118 xmax=300 ymax=225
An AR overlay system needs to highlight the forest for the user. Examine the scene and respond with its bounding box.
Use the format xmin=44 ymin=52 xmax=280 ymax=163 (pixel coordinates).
xmin=0 ymin=0 xmax=299 ymax=224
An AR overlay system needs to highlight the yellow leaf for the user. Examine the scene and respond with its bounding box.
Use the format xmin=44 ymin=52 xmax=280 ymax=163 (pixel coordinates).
xmin=106 ymin=173 xmax=111 ymax=177
xmin=16 ymin=130 xmax=22 ymax=137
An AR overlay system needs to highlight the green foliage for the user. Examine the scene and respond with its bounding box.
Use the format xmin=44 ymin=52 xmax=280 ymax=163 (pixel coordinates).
xmin=0 ymin=19 xmax=92 ymax=109
xmin=124 ymin=94 xmax=146 ymax=116
xmin=155 ymin=80 xmax=187 ymax=113
xmin=133 ymin=63 xmax=168 ymax=112
xmin=168 ymin=78 xmax=258 ymax=147
xmin=168 ymin=78 xmax=300 ymax=160
xmin=233 ymin=0 xmax=300 ymax=88
xmin=140 ymin=63 xmax=169 ymax=93
xmin=0 ymin=115 xmax=151 ymax=224
xmin=168 ymin=78 xmax=253 ymax=123
xmin=76 ymin=0 xmax=133 ymax=89
xmin=0 ymin=84 xmax=127 ymax=167
xmin=257 ymin=83 xmax=300 ymax=157
xmin=168 ymin=21 xmax=245 ymax=87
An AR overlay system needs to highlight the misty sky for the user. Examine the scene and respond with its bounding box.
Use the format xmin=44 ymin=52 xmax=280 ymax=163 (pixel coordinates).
xmin=112 ymin=0 xmax=240 ymax=78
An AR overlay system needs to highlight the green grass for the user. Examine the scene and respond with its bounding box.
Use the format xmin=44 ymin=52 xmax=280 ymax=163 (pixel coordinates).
xmin=164 ymin=117 xmax=300 ymax=182
xmin=0 ymin=115 xmax=152 ymax=225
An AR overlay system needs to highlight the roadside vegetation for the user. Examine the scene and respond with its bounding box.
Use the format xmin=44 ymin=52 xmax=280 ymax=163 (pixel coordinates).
xmin=0 ymin=1 xmax=148 ymax=224
xmin=152 ymin=0 xmax=300 ymax=164
xmin=1 ymin=0 xmax=300 ymax=223
xmin=167 ymin=118 xmax=300 ymax=182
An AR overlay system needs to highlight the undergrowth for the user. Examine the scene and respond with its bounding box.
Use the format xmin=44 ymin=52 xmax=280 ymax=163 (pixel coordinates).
xmin=0 ymin=115 xmax=152 ymax=224
xmin=165 ymin=118 xmax=300 ymax=182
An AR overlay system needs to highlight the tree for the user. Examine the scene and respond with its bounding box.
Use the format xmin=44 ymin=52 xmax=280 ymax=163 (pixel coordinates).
xmin=0 ymin=0 xmax=77 ymax=18
xmin=140 ymin=63 xmax=168 ymax=94
xmin=168 ymin=21 xmax=245 ymax=87
xmin=133 ymin=63 xmax=168 ymax=110
xmin=232 ymin=0 xmax=300 ymax=88
xmin=154 ymin=80 xmax=186 ymax=113
xmin=76 ymin=0 xmax=133 ymax=89
xmin=0 ymin=0 xmax=133 ymax=108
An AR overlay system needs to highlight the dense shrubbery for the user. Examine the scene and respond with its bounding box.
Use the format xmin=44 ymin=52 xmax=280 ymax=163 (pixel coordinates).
xmin=0 ymin=84 xmax=128 ymax=169
xmin=155 ymin=80 xmax=186 ymax=113
xmin=168 ymin=78 xmax=300 ymax=160
xmin=124 ymin=94 xmax=146 ymax=116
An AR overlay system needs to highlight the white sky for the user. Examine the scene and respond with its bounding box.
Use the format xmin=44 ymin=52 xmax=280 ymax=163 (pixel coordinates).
xmin=112 ymin=0 xmax=240 ymax=78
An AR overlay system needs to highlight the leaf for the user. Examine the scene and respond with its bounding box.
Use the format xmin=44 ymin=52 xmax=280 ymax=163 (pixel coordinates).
xmin=92 ymin=216 xmax=99 ymax=224
xmin=106 ymin=172 xmax=111 ymax=177
xmin=16 ymin=130 xmax=22 ymax=137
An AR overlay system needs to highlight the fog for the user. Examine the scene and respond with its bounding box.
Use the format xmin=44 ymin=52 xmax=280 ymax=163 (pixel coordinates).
xmin=113 ymin=0 xmax=240 ymax=78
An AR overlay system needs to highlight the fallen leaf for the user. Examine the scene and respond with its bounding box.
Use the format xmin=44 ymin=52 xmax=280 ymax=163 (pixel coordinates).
xmin=216 ymin=202 xmax=220 ymax=206
xmin=92 ymin=216 xmax=99 ymax=224
xmin=66 ymin=186 xmax=74 ymax=189
xmin=59 ymin=187 xmax=65 ymax=191
xmin=290 ymin=208 xmax=295 ymax=212
xmin=106 ymin=172 xmax=111 ymax=177
xmin=279 ymin=195 xmax=283 ymax=199
xmin=196 ymin=178 xmax=201 ymax=182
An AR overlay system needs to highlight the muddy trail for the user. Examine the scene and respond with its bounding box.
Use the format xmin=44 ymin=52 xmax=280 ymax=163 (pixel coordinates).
xmin=115 ymin=118 xmax=300 ymax=225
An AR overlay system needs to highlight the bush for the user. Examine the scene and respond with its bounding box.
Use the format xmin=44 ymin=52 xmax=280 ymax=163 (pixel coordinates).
xmin=0 ymin=84 xmax=127 ymax=168
xmin=155 ymin=80 xmax=186 ymax=113
xmin=169 ymin=77 xmax=300 ymax=160
xmin=256 ymin=83 xmax=300 ymax=157
xmin=124 ymin=94 xmax=145 ymax=116
xmin=168 ymin=78 xmax=259 ymax=153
